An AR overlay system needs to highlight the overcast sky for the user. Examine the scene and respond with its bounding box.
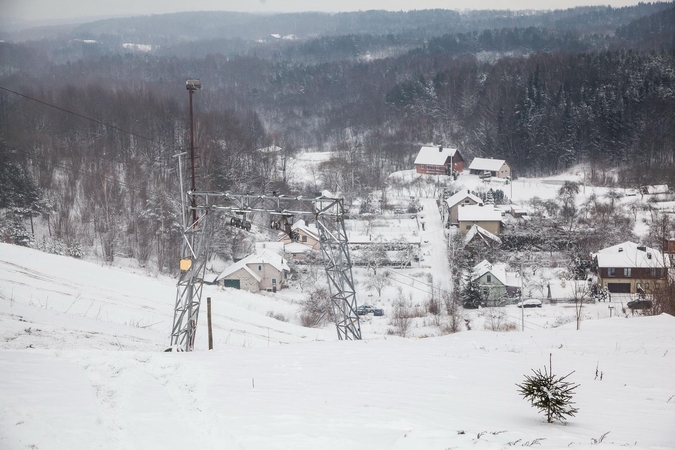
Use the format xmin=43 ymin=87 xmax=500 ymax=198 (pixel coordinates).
xmin=3 ymin=0 xmax=647 ymax=22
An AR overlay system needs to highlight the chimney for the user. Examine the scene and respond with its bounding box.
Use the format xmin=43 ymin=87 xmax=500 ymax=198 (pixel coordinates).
xmin=618 ymin=247 xmax=623 ymax=252
xmin=438 ymin=145 xmax=443 ymax=152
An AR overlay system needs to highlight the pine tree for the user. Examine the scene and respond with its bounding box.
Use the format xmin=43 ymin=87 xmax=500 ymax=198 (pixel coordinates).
xmin=461 ymin=269 xmax=483 ymax=309
xmin=517 ymin=355 xmax=580 ymax=423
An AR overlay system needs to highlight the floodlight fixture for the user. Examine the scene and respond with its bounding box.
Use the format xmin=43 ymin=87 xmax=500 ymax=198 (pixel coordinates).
xmin=186 ymin=79 xmax=202 ymax=91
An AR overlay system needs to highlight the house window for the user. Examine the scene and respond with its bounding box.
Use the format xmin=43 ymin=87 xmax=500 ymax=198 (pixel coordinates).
xmin=258 ymin=265 xmax=262 ymax=271
xmin=466 ymin=225 xmax=471 ymax=230
xmin=608 ymin=268 xmax=616 ymax=277
xmin=650 ymin=268 xmax=663 ymax=278
xmin=302 ymin=235 xmax=307 ymax=242
xmin=623 ymin=268 xmax=631 ymax=277
xmin=464 ymin=200 xmax=470 ymax=204
xmin=487 ymin=275 xmax=492 ymax=283
xmin=272 ymin=278 xmax=277 ymax=285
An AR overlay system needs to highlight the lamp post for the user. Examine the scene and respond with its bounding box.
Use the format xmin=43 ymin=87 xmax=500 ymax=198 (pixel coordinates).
xmin=186 ymin=78 xmax=202 ymax=224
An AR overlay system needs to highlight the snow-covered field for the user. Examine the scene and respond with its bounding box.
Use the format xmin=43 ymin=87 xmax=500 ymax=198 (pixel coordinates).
xmin=1 ymin=243 xmax=674 ymax=449
xmin=1 ymin=165 xmax=674 ymax=449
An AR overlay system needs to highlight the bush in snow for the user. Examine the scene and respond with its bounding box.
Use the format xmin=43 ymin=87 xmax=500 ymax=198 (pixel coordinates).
xmin=517 ymin=356 xmax=579 ymax=423
xmin=300 ymin=287 xmax=333 ymax=328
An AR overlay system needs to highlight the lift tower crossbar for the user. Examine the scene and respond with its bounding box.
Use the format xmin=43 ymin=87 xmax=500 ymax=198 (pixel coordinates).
xmin=170 ymin=192 xmax=362 ymax=351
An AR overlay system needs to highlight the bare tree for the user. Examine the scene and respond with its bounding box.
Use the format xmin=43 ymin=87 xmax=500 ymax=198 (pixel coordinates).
xmin=389 ymin=291 xmax=412 ymax=337
xmin=300 ymin=287 xmax=333 ymax=328
xmin=364 ymin=271 xmax=392 ymax=297
xmin=571 ymin=279 xmax=592 ymax=330
xmin=442 ymin=290 xmax=463 ymax=334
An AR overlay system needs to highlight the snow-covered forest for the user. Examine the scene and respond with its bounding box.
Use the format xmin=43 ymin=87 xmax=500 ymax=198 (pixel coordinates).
xmin=1 ymin=3 xmax=674 ymax=270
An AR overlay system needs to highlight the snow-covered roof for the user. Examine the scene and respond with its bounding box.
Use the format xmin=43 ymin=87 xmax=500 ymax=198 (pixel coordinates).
xmin=546 ymin=279 xmax=588 ymax=301
xmin=457 ymin=205 xmax=503 ymax=222
xmin=414 ymin=146 xmax=459 ymax=166
xmin=464 ymin=224 xmax=502 ymax=246
xmin=445 ymin=191 xmax=482 ymax=209
xmin=293 ymin=219 xmax=320 ymax=240
xmin=284 ymin=242 xmax=313 ymax=254
xmin=469 ymin=158 xmax=507 ymax=172
xmin=257 ymin=145 xmax=283 ymax=154
xmin=472 ymin=260 xmax=520 ymax=288
xmin=217 ymin=250 xmax=290 ymax=282
xmin=593 ymin=241 xmax=669 ymax=268
xmin=216 ymin=260 xmax=261 ymax=283
xmin=473 ymin=260 xmax=507 ymax=285
xmin=279 ymin=219 xmax=320 ymax=242
xmin=347 ymin=234 xmax=420 ymax=245
xmin=255 ymin=242 xmax=285 ymax=255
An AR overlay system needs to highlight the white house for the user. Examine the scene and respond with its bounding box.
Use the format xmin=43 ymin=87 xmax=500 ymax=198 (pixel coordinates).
xmin=216 ymin=249 xmax=290 ymax=293
xmin=468 ymin=158 xmax=511 ymax=179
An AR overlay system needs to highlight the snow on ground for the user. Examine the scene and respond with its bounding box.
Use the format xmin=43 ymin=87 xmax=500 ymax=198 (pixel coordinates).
xmin=1 ymin=164 xmax=674 ymax=449
xmin=1 ymin=244 xmax=674 ymax=450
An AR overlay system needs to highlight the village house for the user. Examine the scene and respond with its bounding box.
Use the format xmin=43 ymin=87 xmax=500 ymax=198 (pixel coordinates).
xmin=468 ymin=157 xmax=511 ymax=179
xmin=457 ymin=204 xmax=503 ymax=236
xmin=414 ymin=145 xmax=464 ymax=175
xmin=463 ymin=224 xmax=502 ymax=251
xmin=445 ymin=190 xmax=482 ymax=226
xmin=278 ymin=219 xmax=321 ymax=250
xmin=592 ymin=241 xmax=670 ymax=294
xmin=471 ymin=260 xmax=522 ymax=305
xmin=216 ymin=249 xmax=290 ymax=293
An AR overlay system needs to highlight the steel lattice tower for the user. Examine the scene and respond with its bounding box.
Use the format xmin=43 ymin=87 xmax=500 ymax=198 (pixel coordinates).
xmin=169 ymin=192 xmax=362 ymax=350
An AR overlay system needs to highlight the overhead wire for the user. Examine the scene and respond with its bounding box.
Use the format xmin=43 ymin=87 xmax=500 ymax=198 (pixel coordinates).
xmin=0 ymin=85 xmax=170 ymax=150
xmin=381 ymin=263 xmax=547 ymax=329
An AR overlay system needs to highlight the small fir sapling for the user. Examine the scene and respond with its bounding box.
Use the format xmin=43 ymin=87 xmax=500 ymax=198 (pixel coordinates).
xmin=517 ymin=354 xmax=580 ymax=423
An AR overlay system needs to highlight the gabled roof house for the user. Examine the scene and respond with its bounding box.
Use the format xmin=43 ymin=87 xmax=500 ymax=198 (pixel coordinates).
xmin=445 ymin=190 xmax=482 ymax=225
xmin=216 ymin=249 xmax=290 ymax=293
xmin=414 ymin=145 xmax=464 ymax=175
xmin=279 ymin=219 xmax=321 ymax=250
xmin=457 ymin=204 xmax=503 ymax=236
xmin=592 ymin=241 xmax=669 ymax=294
xmin=468 ymin=158 xmax=511 ymax=179
xmin=472 ymin=260 xmax=522 ymax=305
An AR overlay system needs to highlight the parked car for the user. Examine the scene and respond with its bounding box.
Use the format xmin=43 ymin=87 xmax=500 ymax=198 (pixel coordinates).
xmin=627 ymin=299 xmax=652 ymax=310
xmin=517 ymin=299 xmax=542 ymax=308
xmin=356 ymin=305 xmax=374 ymax=315
xmin=373 ymin=308 xmax=384 ymax=316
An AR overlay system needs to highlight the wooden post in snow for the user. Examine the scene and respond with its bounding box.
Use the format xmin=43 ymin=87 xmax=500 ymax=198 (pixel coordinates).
xmin=207 ymin=297 xmax=213 ymax=350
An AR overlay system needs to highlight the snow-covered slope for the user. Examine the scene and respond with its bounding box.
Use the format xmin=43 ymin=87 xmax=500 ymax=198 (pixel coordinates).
xmin=1 ymin=243 xmax=674 ymax=449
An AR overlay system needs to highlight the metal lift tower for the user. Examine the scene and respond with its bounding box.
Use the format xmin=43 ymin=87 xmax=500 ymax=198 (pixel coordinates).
xmin=170 ymin=191 xmax=362 ymax=351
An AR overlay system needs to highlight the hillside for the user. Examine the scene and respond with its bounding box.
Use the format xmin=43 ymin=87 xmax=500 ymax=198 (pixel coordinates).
xmin=1 ymin=243 xmax=674 ymax=449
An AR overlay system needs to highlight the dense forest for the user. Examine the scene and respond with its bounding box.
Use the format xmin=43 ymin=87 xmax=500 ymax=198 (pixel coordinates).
xmin=0 ymin=3 xmax=674 ymax=269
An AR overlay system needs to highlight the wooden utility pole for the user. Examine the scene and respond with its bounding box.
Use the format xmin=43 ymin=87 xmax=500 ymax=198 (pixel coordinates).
xmin=207 ymin=297 xmax=213 ymax=350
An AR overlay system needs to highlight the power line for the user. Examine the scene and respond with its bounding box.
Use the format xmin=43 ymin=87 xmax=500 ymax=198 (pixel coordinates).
xmin=0 ymin=85 xmax=173 ymax=150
